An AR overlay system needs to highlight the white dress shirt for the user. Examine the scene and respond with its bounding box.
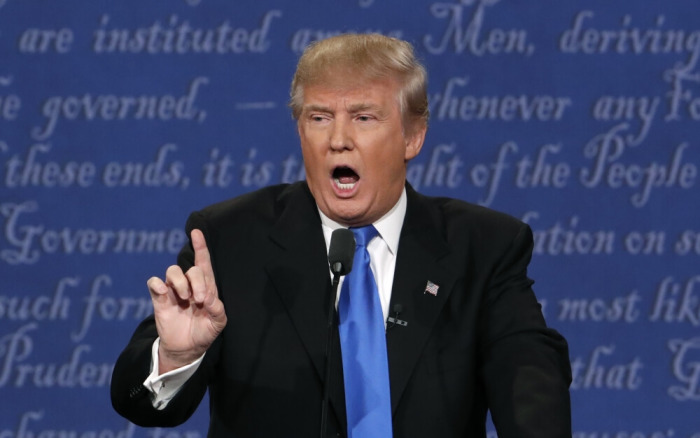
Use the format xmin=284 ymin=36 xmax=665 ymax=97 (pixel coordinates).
xmin=319 ymin=188 xmax=406 ymax=323
xmin=144 ymin=189 xmax=407 ymax=409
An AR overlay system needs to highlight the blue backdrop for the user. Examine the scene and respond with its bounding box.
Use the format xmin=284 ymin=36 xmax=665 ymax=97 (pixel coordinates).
xmin=1 ymin=0 xmax=699 ymax=436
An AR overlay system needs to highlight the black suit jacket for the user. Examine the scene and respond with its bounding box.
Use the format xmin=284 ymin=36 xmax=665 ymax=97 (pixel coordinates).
xmin=111 ymin=182 xmax=571 ymax=437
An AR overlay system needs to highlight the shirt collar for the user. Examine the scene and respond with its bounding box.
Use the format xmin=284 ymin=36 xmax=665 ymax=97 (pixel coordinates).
xmin=319 ymin=188 xmax=407 ymax=256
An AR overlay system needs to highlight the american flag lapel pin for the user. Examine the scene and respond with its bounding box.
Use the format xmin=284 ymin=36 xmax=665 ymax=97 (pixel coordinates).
xmin=424 ymin=280 xmax=439 ymax=296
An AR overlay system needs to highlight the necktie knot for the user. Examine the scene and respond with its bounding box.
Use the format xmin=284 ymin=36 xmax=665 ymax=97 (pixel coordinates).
xmin=350 ymin=225 xmax=378 ymax=248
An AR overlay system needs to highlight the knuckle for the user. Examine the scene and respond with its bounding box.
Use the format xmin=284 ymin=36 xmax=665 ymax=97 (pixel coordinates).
xmin=165 ymin=266 xmax=189 ymax=294
xmin=186 ymin=267 xmax=207 ymax=297
xmin=165 ymin=264 xmax=183 ymax=278
xmin=146 ymin=277 xmax=163 ymax=293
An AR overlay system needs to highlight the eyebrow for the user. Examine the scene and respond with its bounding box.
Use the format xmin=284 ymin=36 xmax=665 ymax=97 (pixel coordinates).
xmin=303 ymin=102 xmax=388 ymax=117
xmin=302 ymin=104 xmax=332 ymax=114
xmin=346 ymin=102 xmax=385 ymax=115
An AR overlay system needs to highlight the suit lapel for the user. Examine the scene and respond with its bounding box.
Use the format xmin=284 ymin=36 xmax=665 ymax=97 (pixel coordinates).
xmin=386 ymin=187 xmax=458 ymax=413
xmin=264 ymin=183 xmax=347 ymax=428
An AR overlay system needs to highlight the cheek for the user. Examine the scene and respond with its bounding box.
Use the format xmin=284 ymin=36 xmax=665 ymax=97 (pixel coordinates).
xmin=300 ymin=145 xmax=326 ymax=184
xmin=377 ymin=136 xmax=410 ymax=167
xmin=368 ymin=151 xmax=404 ymax=184
xmin=304 ymin=149 xmax=323 ymax=169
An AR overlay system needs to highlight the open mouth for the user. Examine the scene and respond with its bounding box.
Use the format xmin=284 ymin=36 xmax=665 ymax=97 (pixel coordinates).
xmin=332 ymin=166 xmax=359 ymax=190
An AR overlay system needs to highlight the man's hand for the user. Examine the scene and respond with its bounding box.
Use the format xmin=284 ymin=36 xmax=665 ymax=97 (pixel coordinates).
xmin=147 ymin=229 xmax=227 ymax=374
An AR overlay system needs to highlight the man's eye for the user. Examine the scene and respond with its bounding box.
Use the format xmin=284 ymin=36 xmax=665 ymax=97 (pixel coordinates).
xmin=356 ymin=115 xmax=373 ymax=122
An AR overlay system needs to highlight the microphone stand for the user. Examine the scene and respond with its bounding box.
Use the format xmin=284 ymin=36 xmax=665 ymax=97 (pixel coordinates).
xmin=320 ymin=265 xmax=342 ymax=438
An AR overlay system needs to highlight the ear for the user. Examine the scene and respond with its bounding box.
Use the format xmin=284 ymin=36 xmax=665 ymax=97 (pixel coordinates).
xmin=404 ymin=121 xmax=427 ymax=161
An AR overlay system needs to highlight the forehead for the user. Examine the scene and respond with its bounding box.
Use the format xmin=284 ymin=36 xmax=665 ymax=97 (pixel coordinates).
xmin=301 ymin=75 xmax=401 ymax=110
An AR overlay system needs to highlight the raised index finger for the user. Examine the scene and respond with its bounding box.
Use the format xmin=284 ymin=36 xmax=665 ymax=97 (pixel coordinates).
xmin=191 ymin=229 xmax=215 ymax=285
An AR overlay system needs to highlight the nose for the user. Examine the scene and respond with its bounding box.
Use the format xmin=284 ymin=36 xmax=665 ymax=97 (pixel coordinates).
xmin=329 ymin=118 xmax=353 ymax=151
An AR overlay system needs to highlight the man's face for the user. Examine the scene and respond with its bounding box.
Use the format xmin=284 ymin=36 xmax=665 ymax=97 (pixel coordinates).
xmin=298 ymin=76 xmax=425 ymax=227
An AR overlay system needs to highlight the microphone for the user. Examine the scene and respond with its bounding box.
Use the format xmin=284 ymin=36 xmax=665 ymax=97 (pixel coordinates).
xmin=387 ymin=303 xmax=408 ymax=329
xmin=328 ymin=228 xmax=355 ymax=275
xmin=321 ymin=228 xmax=355 ymax=438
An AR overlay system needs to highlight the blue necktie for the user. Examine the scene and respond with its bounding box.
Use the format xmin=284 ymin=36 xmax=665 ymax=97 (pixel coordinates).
xmin=338 ymin=226 xmax=393 ymax=438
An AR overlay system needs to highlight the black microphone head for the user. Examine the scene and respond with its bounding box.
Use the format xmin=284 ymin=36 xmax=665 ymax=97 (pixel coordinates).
xmin=328 ymin=228 xmax=355 ymax=275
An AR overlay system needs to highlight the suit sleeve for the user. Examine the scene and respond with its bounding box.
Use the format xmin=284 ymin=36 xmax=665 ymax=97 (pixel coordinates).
xmin=110 ymin=212 xmax=217 ymax=427
xmin=481 ymin=223 xmax=572 ymax=438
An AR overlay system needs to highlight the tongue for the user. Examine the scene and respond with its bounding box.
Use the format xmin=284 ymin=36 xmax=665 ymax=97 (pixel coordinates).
xmin=338 ymin=174 xmax=358 ymax=184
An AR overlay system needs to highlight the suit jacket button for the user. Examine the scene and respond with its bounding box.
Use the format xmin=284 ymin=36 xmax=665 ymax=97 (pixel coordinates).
xmin=129 ymin=386 xmax=143 ymax=398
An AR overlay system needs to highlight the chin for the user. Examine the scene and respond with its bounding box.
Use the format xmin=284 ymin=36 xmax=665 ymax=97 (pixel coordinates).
xmin=327 ymin=206 xmax=365 ymax=226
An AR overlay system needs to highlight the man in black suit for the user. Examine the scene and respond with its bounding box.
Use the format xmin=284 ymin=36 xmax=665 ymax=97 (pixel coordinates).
xmin=111 ymin=33 xmax=571 ymax=437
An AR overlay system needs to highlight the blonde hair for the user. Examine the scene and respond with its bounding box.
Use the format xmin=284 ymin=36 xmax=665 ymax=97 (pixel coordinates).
xmin=289 ymin=33 xmax=429 ymax=129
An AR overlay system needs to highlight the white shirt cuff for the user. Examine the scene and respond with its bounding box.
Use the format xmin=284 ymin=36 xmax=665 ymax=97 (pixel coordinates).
xmin=142 ymin=338 xmax=205 ymax=410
